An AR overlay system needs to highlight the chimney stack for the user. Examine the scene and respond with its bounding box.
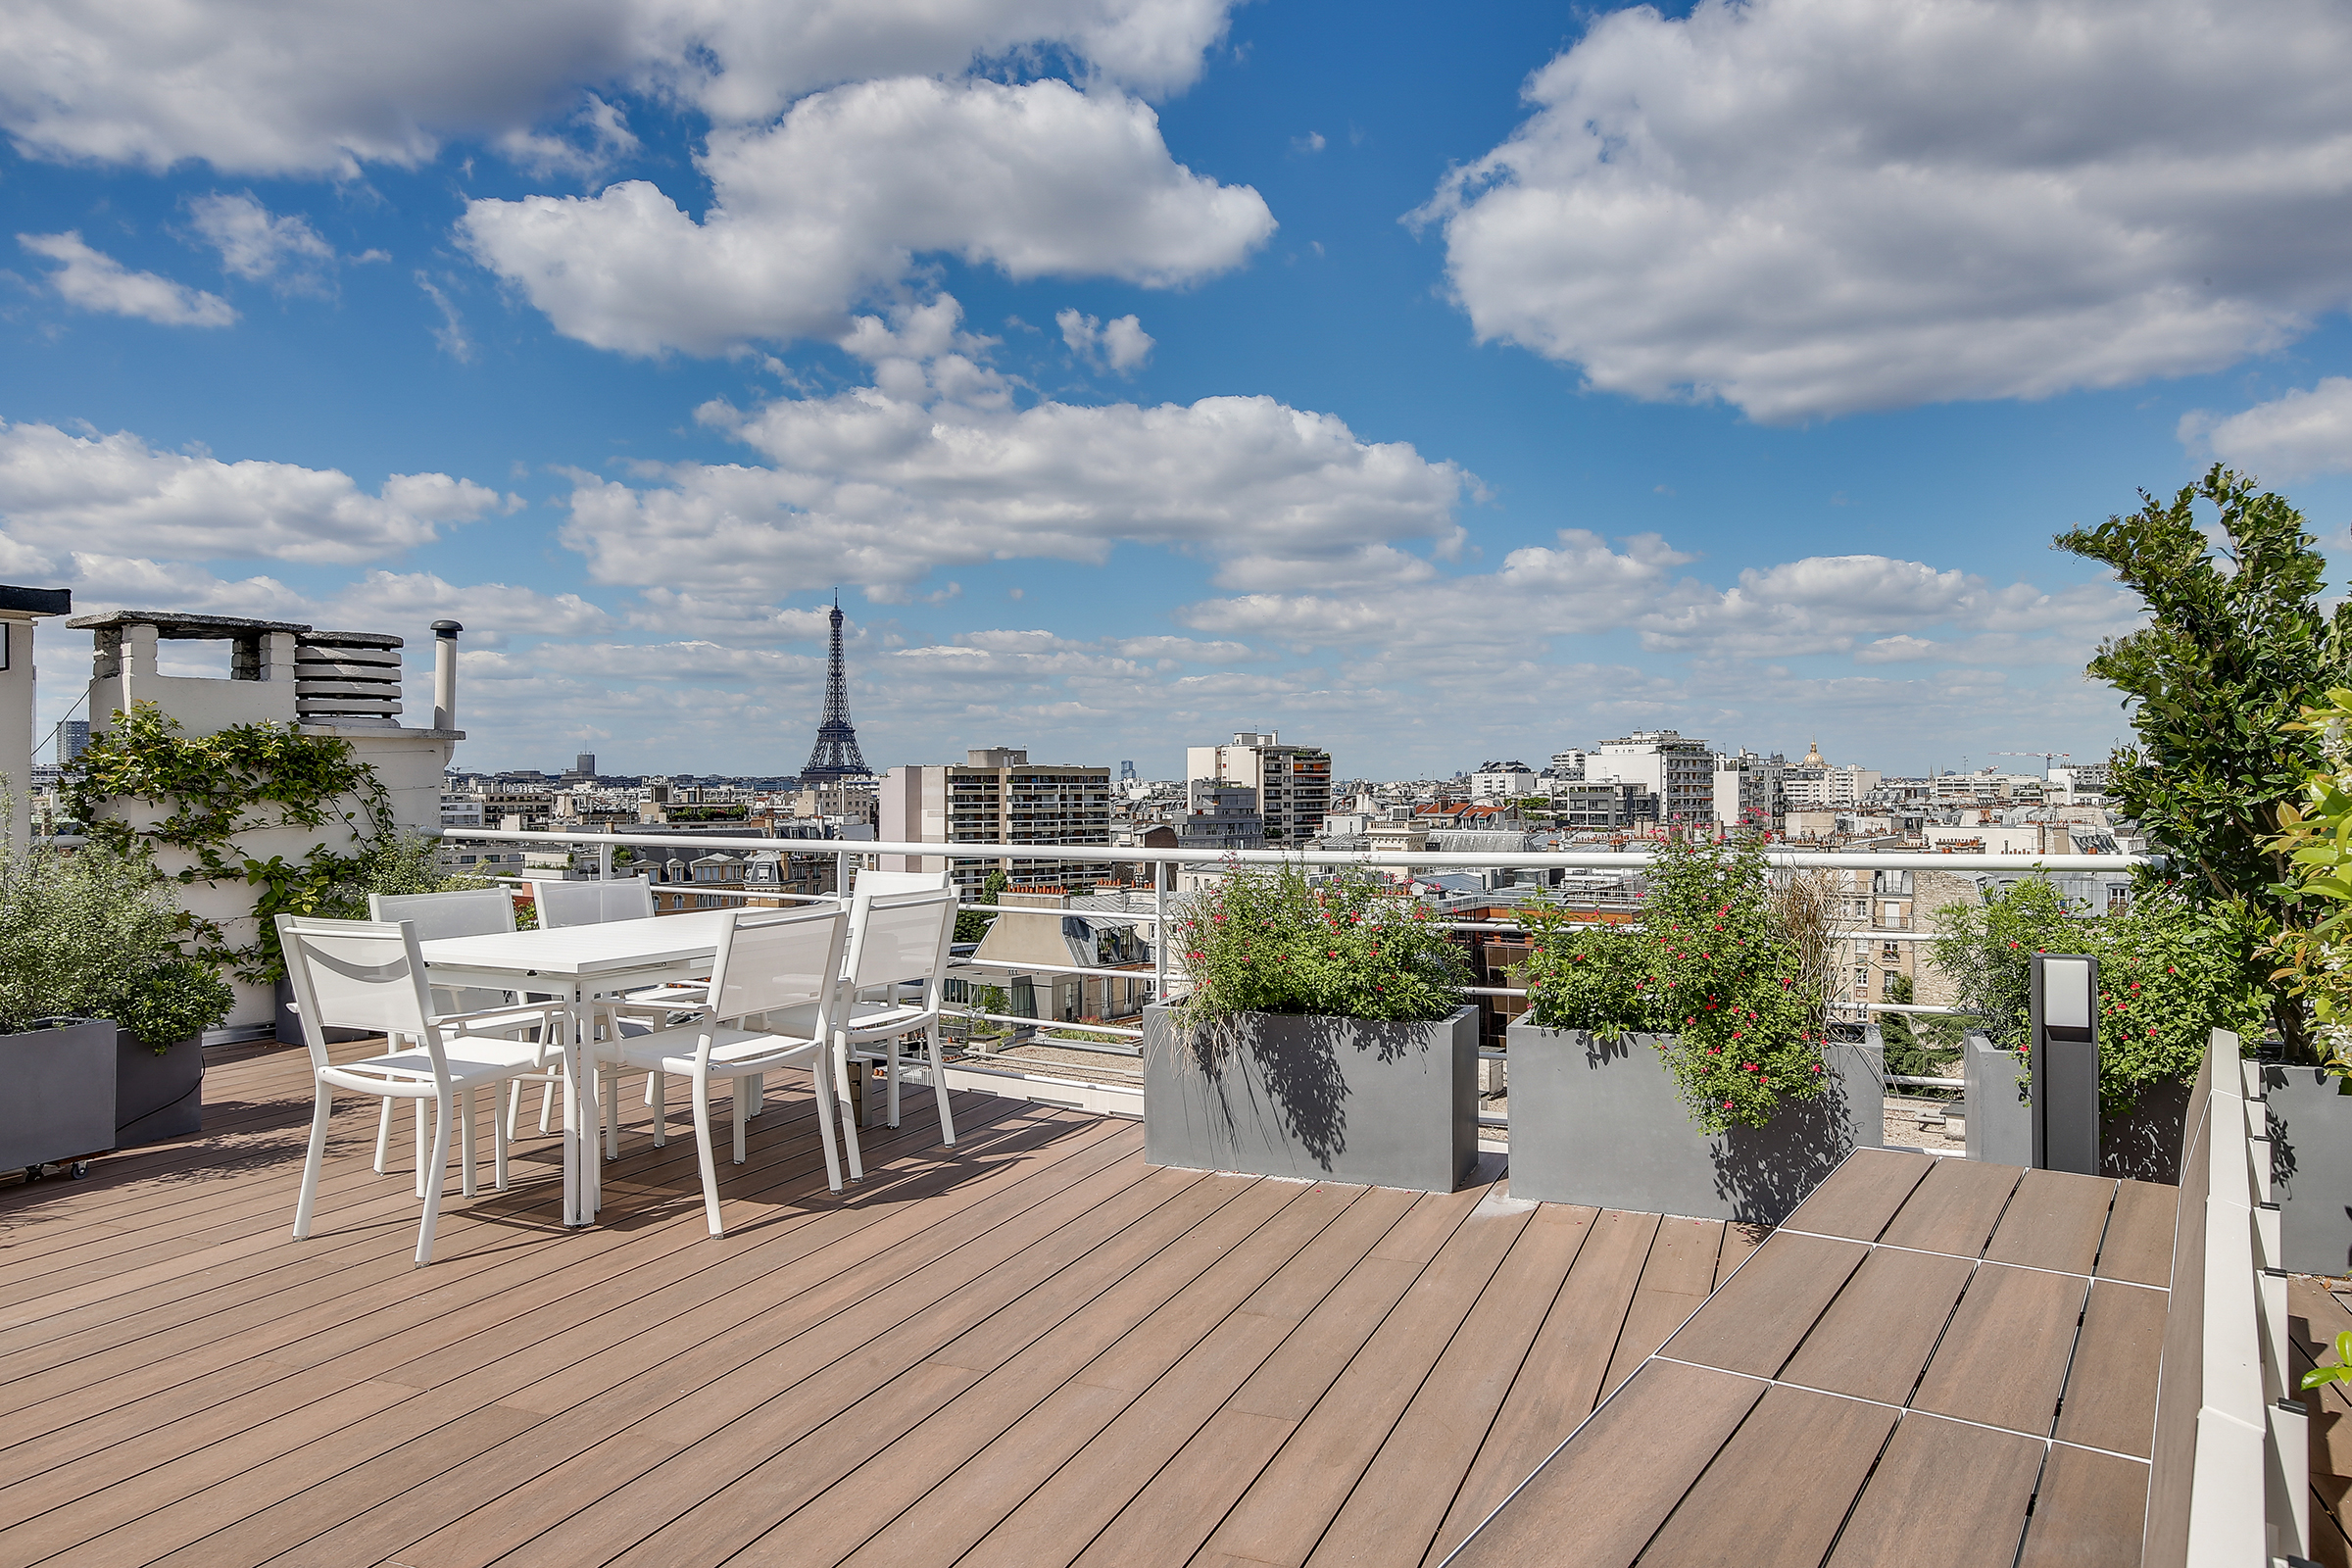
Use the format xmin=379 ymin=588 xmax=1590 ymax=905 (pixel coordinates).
xmin=431 ymin=620 xmax=462 ymax=730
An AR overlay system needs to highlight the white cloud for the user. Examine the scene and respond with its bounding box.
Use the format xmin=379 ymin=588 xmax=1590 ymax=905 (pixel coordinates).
xmin=2183 ymin=378 xmax=2352 ymax=479
xmin=184 ymin=193 xmax=335 ymax=288
xmin=1418 ymin=0 xmax=2352 ymax=420
xmin=0 ymin=0 xmax=1235 ymax=175
xmin=18 ymin=231 xmax=236 ymax=326
xmin=0 ymin=420 xmax=508 ymax=567
xmin=564 ymin=320 xmax=1467 ymax=595
xmin=1057 ymin=308 xmax=1154 ymax=374
xmin=460 ymin=76 xmax=1272 ymax=356
xmin=496 ymin=91 xmax=639 ymax=180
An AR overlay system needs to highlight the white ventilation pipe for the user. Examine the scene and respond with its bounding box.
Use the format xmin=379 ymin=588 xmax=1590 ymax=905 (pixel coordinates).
xmin=431 ymin=619 xmax=461 ymax=730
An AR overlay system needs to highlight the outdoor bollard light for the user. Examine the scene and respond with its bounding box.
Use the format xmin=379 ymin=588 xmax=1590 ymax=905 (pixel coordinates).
xmin=2030 ymin=953 xmax=2100 ymax=1176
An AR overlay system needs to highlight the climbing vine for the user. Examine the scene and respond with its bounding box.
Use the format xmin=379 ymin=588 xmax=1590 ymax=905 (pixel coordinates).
xmin=64 ymin=702 xmax=406 ymax=983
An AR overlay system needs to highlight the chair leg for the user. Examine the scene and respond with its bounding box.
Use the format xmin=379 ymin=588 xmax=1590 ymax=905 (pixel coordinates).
xmin=373 ymin=1095 xmax=394 ymax=1174
xmin=888 ymin=1042 xmax=902 ymax=1128
xmin=539 ymin=1078 xmax=556 ymax=1134
xmin=808 ymin=1052 xmax=846 ymax=1195
xmin=645 ymin=1070 xmax=657 ymax=1106
xmin=748 ymin=1071 xmax=763 ymax=1118
xmin=416 ymin=1091 xmax=454 ymax=1265
xmin=691 ymin=1074 xmax=725 ymax=1236
xmin=837 ymin=1047 xmax=864 ymax=1182
xmin=413 ymin=1098 xmax=429 ymax=1200
xmin=459 ymin=1087 xmax=478 ymax=1200
xmin=493 ymin=1085 xmax=512 ymax=1192
xmin=929 ymin=1022 xmax=956 ymax=1146
xmin=653 ymin=1071 xmax=667 ymax=1147
xmin=292 ymin=1084 xmax=333 ymax=1240
xmin=732 ymin=1076 xmax=749 ymax=1164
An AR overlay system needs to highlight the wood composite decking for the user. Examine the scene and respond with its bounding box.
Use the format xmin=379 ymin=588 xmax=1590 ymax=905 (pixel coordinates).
xmin=0 ymin=1040 xmax=1765 ymax=1568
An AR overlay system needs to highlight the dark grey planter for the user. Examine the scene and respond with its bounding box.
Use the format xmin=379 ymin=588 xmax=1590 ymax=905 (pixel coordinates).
xmin=2262 ymin=1063 xmax=2352 ymax=1277
xmin=1142 ymin=1004 xmax=1478 ymax=1193
xmin=114 ymin=1031 xmax=204 ymax=1147
xmin=272 ymin=977 xmax=368 ymax=1049
xmin=1502 ymin=1022 xmax=1883 ymax=1225
xmin=0 ymin=1019 xmax=119 ymax=1172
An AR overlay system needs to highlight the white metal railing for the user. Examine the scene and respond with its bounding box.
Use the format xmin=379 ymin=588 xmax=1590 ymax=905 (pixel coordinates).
xmin=454 ymin=829 xmax=2131 ymax=1106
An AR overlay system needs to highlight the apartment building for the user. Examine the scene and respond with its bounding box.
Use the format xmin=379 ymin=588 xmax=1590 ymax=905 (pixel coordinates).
xmin=1468 ymin=761 xmax=1539 ymax=800
xmin=1593 ymin=730 xmax=1718 ymax=824
xmin=1179 ymin=781 xmax=1265 ymax=851
xmin=1184 ymin=731 xmax=1332 ymax=844
xmin=879 ymin=747 xmax=1112 ymax=894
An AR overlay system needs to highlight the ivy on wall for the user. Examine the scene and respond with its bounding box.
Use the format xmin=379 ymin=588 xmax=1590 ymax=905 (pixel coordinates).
xmin=64 ymin=702 xmax=395 ymax=983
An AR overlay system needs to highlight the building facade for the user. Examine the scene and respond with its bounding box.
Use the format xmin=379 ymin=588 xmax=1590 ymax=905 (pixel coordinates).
xmin=1593 ymin=730 xmax=1718 ymax=824
xmin=1183 ymin=731 xmax=1332 ymax=844
xmin=879 ymin=748 xmax=1113 ymax=894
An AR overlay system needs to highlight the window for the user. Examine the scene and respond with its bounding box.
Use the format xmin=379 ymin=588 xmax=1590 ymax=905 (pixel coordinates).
xmin=1882 ymin=970 xmax=1900 ymax=997
xmin=1882 ymin=942 xmax=1899 ymax=961
xmin=697 ymin=894 xmax=724 ymax=908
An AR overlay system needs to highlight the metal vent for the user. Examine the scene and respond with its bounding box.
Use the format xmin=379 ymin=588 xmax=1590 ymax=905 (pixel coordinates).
xmin=295 ymin=630 xmax=403 ymax=726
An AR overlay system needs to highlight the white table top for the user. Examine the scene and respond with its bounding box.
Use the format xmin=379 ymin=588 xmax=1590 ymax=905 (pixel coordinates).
xmin=417 ymin=906 xmax=835 ymax=979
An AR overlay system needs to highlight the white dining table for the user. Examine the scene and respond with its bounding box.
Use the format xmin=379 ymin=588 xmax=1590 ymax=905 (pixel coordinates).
xmin=418 ymin=908 xmax=830 ymax=1226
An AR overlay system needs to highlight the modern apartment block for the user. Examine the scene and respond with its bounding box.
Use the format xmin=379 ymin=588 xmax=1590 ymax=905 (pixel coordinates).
xmin=879 ymin=747 xmax=1112 ymax=893
xmin=1184 ymin=731 xmax=1332 ymax=844
xmin=1593 ymin=730 xmax=1718 ymax=824
xmin=1179 ymin=781 xmax=1266 ymax=851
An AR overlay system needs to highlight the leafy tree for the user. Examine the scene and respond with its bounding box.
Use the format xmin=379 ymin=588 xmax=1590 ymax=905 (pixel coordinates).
xmin=1878 ymin=973 xmax=1963 ymax=1081
xmin=955 ymin=869 xmax=1010 ymax=945
xmin=2055 ymin=465 xmax=2352 ymax=1054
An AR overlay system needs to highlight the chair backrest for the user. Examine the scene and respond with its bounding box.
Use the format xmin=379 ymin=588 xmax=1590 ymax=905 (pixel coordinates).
xmin=537 ymin=875 xmax=656 ymax=928
xmin=368 ymin=887 xmax=514 ymax=940
xmin=845 ymin=888 xmax=958 ymax=999
xmin=276 ymin=915 xmax=438 ymax=1072
xmin=708 ymin=906 xmax=852 ymax=1028
xmin=851 ymin=868 xmax=953 ymax=902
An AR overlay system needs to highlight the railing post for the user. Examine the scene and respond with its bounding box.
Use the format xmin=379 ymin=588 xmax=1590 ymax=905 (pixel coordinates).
xmin=1153 ymin=857 xmax=1169 ymax=1004
xmin=598 ymin=842 xmax=612 ymax=882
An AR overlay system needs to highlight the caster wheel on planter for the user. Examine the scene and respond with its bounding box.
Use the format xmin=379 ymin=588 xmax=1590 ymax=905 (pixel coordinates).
xmin=69 ymin=1162 xmax=90 ymax=1180
xmin=22 ymin=1164 xmax=41 ymax=1183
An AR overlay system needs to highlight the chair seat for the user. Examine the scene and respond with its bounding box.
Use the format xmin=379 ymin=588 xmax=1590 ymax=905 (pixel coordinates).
xmin=321 ymin=1043 xmax=544 ymax=1094
xmin=594 ymin=1023 xmax=824 ymax=1078
xmin=766 ymin=998 xmax=937 ymax=1043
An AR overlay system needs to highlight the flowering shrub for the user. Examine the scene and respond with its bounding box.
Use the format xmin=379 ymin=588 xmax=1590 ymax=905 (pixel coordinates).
xmin=1930 ymin=875 xmax=2264 ymax=1111
xmin=1172 ymin=864 xmax=1469 ymax=1031
xmin=1521 ymin=836 xmax=1826 ymax=1133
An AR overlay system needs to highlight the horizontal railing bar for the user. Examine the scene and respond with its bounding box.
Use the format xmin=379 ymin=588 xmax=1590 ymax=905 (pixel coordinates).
xmin=950 ymin=956 xmax=1158 ymax=982
xmin=952 ymin=1010 xmax=1146 ymax=1040
xmin=1886 ymin=1076 xmax=1968 ymax=1089
xmin=442 ymin=827 xmax=2152 ymax=874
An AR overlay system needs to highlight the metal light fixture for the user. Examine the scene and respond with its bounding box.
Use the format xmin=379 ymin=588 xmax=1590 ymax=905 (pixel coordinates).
xmin=2030 ymin=953 xmax=2100 ymax=1175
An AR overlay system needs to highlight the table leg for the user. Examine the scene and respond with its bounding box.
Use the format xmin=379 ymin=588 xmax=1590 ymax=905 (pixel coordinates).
xmin=562 ymin=1001 xmax=587 ymax=1226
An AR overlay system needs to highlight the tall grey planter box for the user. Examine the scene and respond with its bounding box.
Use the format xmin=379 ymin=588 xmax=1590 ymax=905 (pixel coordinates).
xmin=1965 ymin=1035 xmax=2033 ymax=1167
xmin=0 ymin=1019 xmax=119 ymax=1171
xmin=115 ymin=1032 xmax=204 ymax=1147
xmin=1142 ymin=1004 xmax=1478 ymax=1194
xmin=2263 ymin=1063 xmax=2352 ymax=1276
xmin=1503 ymin=1023 xmax=1883 ymax=1225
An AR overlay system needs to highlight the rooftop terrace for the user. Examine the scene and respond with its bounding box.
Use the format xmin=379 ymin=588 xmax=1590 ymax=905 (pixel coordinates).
xmin=1 ymin=1033 xmax=2333 ymax=1567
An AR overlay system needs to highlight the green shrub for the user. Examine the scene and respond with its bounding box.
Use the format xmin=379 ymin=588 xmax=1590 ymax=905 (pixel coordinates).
xmin=1930 ymin=875 xmax=2265 ymax=1111
xmin=1520 ymin=836 xmax=1829 ymax=1133
xmin=0 ymin=822 xmax=232 ymax=1048
xmin=1173 ymin=865 xmax=1468 ymax=1030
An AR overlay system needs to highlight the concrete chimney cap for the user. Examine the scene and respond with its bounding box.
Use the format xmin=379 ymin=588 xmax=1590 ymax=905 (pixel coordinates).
xmin=431 ymin=620 xmax=463 ymax=636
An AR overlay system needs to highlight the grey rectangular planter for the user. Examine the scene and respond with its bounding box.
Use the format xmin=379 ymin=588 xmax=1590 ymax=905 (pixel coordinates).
xmin=1964 ymin=1037 xmax=2198 ymax=1185
xmin=115 ymin=1031 xmax=205 ymax=1147
xmin=2262 ymin=1062 xmax=2352 ymax=1277
xmin=1502 ymin=1022 xmax=1883 ymax=1225
xmin=0 ymin=1019 xmax=119 ymax=1172
xmin=1143 ymin=1004 xmax=1478 ymax=1193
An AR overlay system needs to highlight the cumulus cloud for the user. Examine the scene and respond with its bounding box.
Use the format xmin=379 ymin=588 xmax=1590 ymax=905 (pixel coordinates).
xmin=562 ymin=316 xmax=1467 ymax=594
xmin=0 ymin=0 xmax=1235 ymax=175
xmin=1419 ymin=0 xmax=2352 ymax=420
xmin=185 ymin=192 xmax=336 ymax=289
xmin=1057 ymin=308 xmax=1154 ymax=374
xmin=2183 ymin=378 xmax=2352 ymax=479
xmin=461 ymin=77 xmax=1271 ymax=356
xmin=0 ymin=419 xmax=509 ymax=567
xmin=18 ymin=231 xmax=235 ymax=326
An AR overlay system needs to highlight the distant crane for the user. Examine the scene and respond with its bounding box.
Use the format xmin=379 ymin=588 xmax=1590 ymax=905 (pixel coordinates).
xmin=1992 ymin=750 xmax=2073 ymax=777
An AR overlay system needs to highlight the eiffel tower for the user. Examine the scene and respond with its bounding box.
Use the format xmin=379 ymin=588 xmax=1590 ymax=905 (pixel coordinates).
xmin=802 ymin=591 xmax=871 ymax=784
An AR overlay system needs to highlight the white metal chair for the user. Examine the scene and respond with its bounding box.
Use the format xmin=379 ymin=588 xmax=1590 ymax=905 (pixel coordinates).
xmin=766 ymin=883 xmax=960 ymax=1153
xmin=536 ymin=875 xmax=655 ymax=928
xmin=587 ymin=906 xmax=854 ymax=1234
xmin=369 ymin=888 xmax=564 ymax=1146
xmin=278 ymin=915 xmax=568 ymax=1265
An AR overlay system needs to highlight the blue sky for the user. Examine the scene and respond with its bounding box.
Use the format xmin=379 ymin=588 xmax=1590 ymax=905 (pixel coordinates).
xmin=6 ymin=0 xmax=2352 ymax=781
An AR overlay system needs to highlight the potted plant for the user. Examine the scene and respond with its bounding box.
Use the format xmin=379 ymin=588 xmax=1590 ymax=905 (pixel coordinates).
xmin=1143 ymin=865 xmax=1477 ymax=1193
xmin=267 ymin=828 xmax=491 ymax=1045
xmin=0 ymin=816 xmax=233 ymax=1152
xmin=1507 ymin=835 xmax=1879 ymax=1224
